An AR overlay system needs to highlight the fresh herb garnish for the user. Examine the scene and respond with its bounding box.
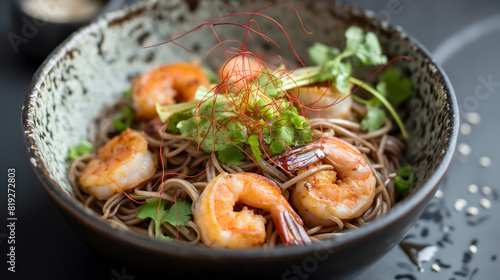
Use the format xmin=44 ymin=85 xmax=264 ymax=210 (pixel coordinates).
xmin=156 ymin=26 xmax=411 ymax=166
xmin=68 ymin=140 xmax=94 ymax=160
xmin=376 ymin=68 xmax=413 ymax=106
xmin=137 ymin=198 xmax=192 ymax=239
xmin=123 ymin=88 xmax=132 ymax=99
xmin=360 ymin=104 xmax=386 ymax=132
xmin=302 ymin=26 xmax=411 ymax=138
xmin=395 ymin=163 xmax=414 ymax=194
xmin=308 ymin=26 xmax=387 ymax=94
xmin=157 ymin=69 xmax=312 ymax=167
xmin=112 ymin=107 xmax=134 ymax=132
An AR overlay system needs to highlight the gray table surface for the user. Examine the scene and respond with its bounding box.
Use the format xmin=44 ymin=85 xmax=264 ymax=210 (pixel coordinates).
xmin=1 ymin=0 xmax=499 ymax=279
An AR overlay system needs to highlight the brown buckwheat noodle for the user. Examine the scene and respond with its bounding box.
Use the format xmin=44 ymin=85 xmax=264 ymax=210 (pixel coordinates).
xmin=69 ymin=98 xmax=404 ymax=248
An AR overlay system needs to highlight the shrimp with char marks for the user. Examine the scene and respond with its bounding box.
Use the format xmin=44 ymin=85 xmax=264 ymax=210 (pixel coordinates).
xmin=78 ymin=129 xmax=157 ymax=200
xmin=279 ymin=136 xmax=376 ymax=228
xmin=193 ymin=172 xmax=310 ymax=248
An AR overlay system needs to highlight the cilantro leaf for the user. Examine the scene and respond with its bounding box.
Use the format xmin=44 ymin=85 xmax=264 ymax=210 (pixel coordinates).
xmin=137 ymin=198 xmax=193 ymax=238
xmin=112 ymin=107 xmax=134 ymax=132
xmin=163 ymin=201 xmax=192 ymax=226
xmin=307 ymin=27 xmax=387 ymax=95
xmin=218 ymin=144 xmax=245 ymax=166
xmin=345 ymin=26 xmax=387 ymax=65
xmin=376 ymin=68 xmax=413 ymax=105
xmin=165 ymin=111 xmax=190 ymax=133
xmin=272 ymin=125 xmax=295 ymax=146
xmin=269 ymin=139 xmax=284 ymax=154
xmin=247 ymin=135 xmax=263 ymax=162
xmin=360 ymin=104 xmax=386 ymax=132
xmin=309 ymin=42 xmax=340 ymax=67
xmin=68 ymin=140 xmax=94 ymax=160
xmin=294 ymin=124 xmax=312 ymax=146
xmin=257 ymin=69 xmax=284 ymax=98
xmin=137 ymin=198 xmax=168 ymax=237
xmin=123 ymin=88 xmax=132 ymax=99
xmin=330 ymin=60 xmax=352 ymax=94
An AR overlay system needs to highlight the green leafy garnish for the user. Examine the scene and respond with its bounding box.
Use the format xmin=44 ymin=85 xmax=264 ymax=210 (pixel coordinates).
xmin=247 ymin=135 xmax=263 ymax=162
xmin=154 ymin=26 xmax=411 ymax=166
xmin=163 ymin=201 xmax=193 ymax=226
xmin=137 ymin=198 xmax=192 ymax=239
xmin=302 ymin=27 xmax=412 ymax=138
xmin=68 ymin=140 xmax=94 ymax=160
xmin=360 ymin=104 xmax=386 ymax=132
xmin=308 ymin=26 xmax=387 ymax=94
xmin=218 ymin=144 xmax=245 ymax=167
xmin=157 ymin=69 xmax=313 ymax=166
xmin=112 ymin=107 xmax=134 ymax=132
xmin=376 ymin=68 xmax=413 ymax=105
xmin=123 ymin=88 xmax=132 ymax=99
xmin=395 ymin=163 xmax=414 ymax=194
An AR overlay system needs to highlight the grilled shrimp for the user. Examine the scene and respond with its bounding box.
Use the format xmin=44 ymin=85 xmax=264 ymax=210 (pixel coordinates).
xmin=79 ymin=129 xmax=157 ymax=200
xmin=193 ymin=172 xmax=310 ymax=248
xmin=280 ymin=137 xmax=376 ymax=227
xmin=292 ymin=84 xmax=353 ymax=119
xmin=132 ymin=62 xmax=210 ymax=120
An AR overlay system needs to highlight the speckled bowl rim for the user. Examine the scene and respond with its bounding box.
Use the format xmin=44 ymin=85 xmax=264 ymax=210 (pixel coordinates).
xmin=22 ymin=0 xmax=459 ymax=260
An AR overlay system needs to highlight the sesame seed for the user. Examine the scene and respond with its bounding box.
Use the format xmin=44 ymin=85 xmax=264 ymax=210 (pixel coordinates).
xmin=460 ymin=123 xmax=472 ymax=135
xmin=480 ymin=198 xmax=492 ymax=209
xmin=466 ymin=206 xmax=479 ymax=216
xmin=454 ymin=199 xmax=467 ymax=211
xmin=431 ymin=263 xmax=441 ymax=272
xmin=482 ymin=186 xmax=492 ymax=195
xmin=458 ymin=143 xmax=471 ymax=156
xmin=466 ymin=112 xmax=481 ymax=125
xmin=469 ymin=245 xmax=478 ymax=254
xmin=479 ymin=156 xmax=492 ymax=167
xmin=468 ymin=184 xmax=479 ymax=194
xmin=435 ymin=190 xmax=444 ymax=199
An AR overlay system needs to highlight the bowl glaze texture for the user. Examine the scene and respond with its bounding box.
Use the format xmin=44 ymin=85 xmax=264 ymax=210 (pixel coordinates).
xmin=22 ymin=0 xmax=459 ymax=279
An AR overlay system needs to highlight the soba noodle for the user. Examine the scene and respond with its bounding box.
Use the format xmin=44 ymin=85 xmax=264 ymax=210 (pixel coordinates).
xmin=69 ymin=95 xmax=404 ymax=247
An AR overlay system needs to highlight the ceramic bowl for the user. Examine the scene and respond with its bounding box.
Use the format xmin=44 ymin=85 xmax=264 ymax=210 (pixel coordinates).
xmin=22 ymin=0 xmax=459 ymax=279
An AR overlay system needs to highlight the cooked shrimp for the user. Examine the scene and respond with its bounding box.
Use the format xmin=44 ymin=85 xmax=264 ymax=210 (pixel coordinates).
xmin=79 ymin=129 xmax=157 ymax=200
xmin=220 ymin=55 xmax=263 ymax=90
xmin=280 ymin=137 xmax=376 ymax=227
xmin=132 ymin=62 xmax=210 ymax=120
xmin=193 ymin=172 xmax=310 ymax=248
xmin=292 ymin=84 xmax=353 ymax=119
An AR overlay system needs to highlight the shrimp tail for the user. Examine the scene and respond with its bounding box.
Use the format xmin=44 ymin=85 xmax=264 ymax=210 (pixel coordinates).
xmin=278 ymin=143 xmax=327 ymax=173
xmin=272 ymin=207 xmax=311 ymax=246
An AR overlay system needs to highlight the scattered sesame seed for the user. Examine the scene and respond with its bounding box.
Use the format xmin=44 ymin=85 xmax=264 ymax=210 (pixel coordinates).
xmin=466 ymin=112 xmax=481 ymax=125
xmin=431 ymin=263 xmax=441 ymax=272
xmin=435 ymin=190 xmax=444 ymax=199
xmin=479 ymin=156 xmax=492 ymax=167
xmin=482 ymin=186 xmax=492 ymax=195
xmin=468 ymin=184 xmax=479 ymax=194
xmin=466 ymin=206 xmax=479 ymax=216
xmin=480 ymin=198 xmax=492 ymax=209
xmin=469 ymin=245 xmax=478 ymax=254
xmin=460 ymin=123 xmax=472 ymax=135
xmin=454 ymin=199 xmax=467 ymax=211
xmin=458 ymin=143 xmax=471 ymax=156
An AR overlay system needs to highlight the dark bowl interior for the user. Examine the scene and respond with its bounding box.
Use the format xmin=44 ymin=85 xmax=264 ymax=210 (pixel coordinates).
xmin=22 ymin=0 xmax=459 ymax=279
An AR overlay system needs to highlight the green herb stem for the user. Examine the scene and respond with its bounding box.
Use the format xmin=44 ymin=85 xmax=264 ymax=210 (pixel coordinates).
xmin=349 ymin=77 xmax=408 ymax=139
